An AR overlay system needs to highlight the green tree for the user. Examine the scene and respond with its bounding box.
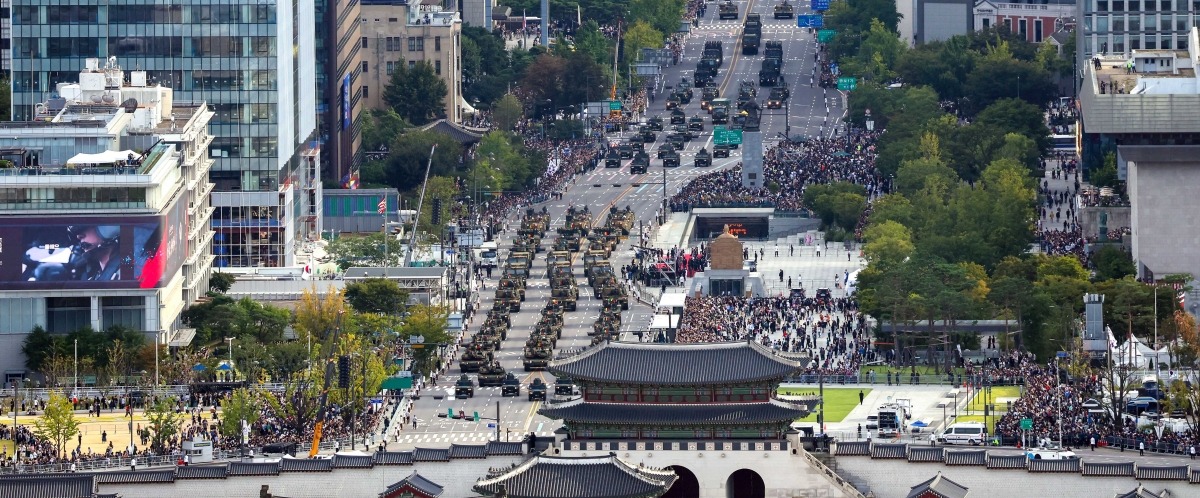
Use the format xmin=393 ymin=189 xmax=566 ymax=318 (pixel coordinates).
xmin=376 ymin=130 xmax=463 ymax=191
xmin=964 ymin=58 xmax=1055 ymax=115
xmin=326 ymin=232 xmax=404 ymax=269
xmin=574 ymin=20 xmax=614 ymax=67
xmin=1093 ymin=246 xmax=1136 ymax=281
xmin=622 ymin=21 xmax=664 ymax=67
xmin=21 ymin=326 xmax=57 ymax=373
xmin=383 ymin=61 xmax=448 ymax=125
xmin=359 ymin=109 xmax=411 ymax=153
xmin=862 ymin=220 xmax=915 ymax=265
xmin=400 ymin=305 xmax=454 ymax=377
xmin=629 ymin=0 xmax=685 ymax=39
xmin=0 ymin=81 xmax=10 ymax=121
xmin=345 ymin=278 xmax=410 ymax=315
xmin=220 ymin=388 xmax=262 ymax=441
xmin=492 ymin=94 xmax=524 ymax=132
xmin=33 ymin=393 xmax=80 ymax=455
xmin=145 ymin=396 xmax=183 ymax=453
xmin=520 ymin=54 xmax=568 ymax=112
xmin=974 ymin=98 xmax=1051 ymax=153
xmin=209 ymin=272 xmax=237 ymax=294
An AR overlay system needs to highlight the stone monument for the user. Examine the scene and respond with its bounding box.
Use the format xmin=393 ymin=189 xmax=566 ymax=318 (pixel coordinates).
xmin=741 ymin=131 xmax=764 ymax=189
xmin=709 ymin=225 xmax=744 ymax=270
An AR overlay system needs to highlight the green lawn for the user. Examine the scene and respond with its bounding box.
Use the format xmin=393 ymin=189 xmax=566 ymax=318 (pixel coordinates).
xmin=966 ymin=386 xmax=1022 ymax=413
xmin=861 ymin=365 xmax=966 ymax=377
xmin=780 ymin=387 xmax=870 ymax=423
xmin=0 ymin=439 xmax=12 ymax=456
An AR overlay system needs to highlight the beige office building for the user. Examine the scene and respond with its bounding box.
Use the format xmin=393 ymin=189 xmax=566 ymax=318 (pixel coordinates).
xmin=360 ymin=0 xmax=465 ymax=123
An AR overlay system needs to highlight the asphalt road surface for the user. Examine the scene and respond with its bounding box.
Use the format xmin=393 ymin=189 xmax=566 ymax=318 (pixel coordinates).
xmin=395 ymin=0 xmax=838 ymax=449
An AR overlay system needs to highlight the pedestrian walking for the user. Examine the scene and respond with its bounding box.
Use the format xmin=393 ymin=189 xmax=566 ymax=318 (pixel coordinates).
xmin=1190 ymin=445 xmax=1196 ymax=460
xmin=1089 ymin=436 xmax=1096 ymax=450
xmin=1139 ymin=440 xmax=1145 ymax=456
xmin=858 ymin=389 xmax=864 ymax=405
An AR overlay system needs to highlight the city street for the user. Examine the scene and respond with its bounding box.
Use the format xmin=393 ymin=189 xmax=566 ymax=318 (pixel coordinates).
xmin=392 ymin=0 xmax=839 ymax=449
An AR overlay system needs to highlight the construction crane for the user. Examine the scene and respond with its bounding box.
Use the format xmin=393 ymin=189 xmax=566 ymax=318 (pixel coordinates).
xmin=308 ymin=309 xmax=346 ymax=458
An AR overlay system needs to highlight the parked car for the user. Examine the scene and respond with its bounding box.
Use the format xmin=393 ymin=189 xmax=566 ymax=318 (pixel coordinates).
xmin=1026 ymin=445 xmax=1077 ymax=460
xmin=933 ymin=422 xmax=986 ymax=445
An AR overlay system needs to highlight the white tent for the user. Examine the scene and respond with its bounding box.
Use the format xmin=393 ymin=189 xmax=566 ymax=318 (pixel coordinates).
xmin=66 ymin=150 xmax=141 ymax=165
xmin=1111 ymin=328 xmax=1173 ymax=368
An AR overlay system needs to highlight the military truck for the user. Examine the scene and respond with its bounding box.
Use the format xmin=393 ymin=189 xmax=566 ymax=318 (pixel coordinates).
xmin=647 ymin=116 xmax=665 ymax=131
xmin=718 ymin=1 xmax=738 ymax=20
xmin=523 ymin=338 xmax=553 ymax=371
xmin=631 ymin=151 xmax=649 ymax=174
xmin=528 ymin=378 xmax=548 ymax=401
xmin=738 ymin=81 xmax=757 ymax=103
xmin=606 ymin=206 xmax=635 ymax=235
xmin=496 ymin=294 xmax=521 ymax=312
xmin=665 ymin=93 xmax=681 ymax=110
xmin=478 ymin=360 xmax=506 ymax=387
xmin=596 ymin=284 xmax=630 ymax=310
xmin=714 ymin=143 xmax=732 ymax=158
xmin=710 ymin=98 xmax=731 ymax=124
xmin=741 ymin=31 xmax=760 ymax=55
xmin=670 ymin=107 xmax=686 ymax=125
xmin=592 ymin=313 xmax=620 ymax=336
xmin=638 ymin=128 xmax=657 ymax=143
xmin=501 ymin=373 xmax=521 ymax=397
xmin=702 ymin=41 xmax=724 ymax=67
xmin=459 ymin=343 xmax=489 ymax=372
xmin=506 ymin=250 xmax=531 ymax=269
xmin=766 ymin=84 xmax=790 ymax=109
xmin=604 ymin=149 xmax=621 ymax=168
xmin=764 ymin=40 xmax=784 ymax=61
xmin=695 ymin=148 xmax=712 ymax=167
xmin=701 ymin=85 xmax=719 ymax=111
xmin=759 ymin=58 xmax=782 ymax=86
xmin=554 ymin=377 xmax=576 ymax=396
xmin=521 ymin=207 xmax=550 ymax=234
xmin=774 ymin=0 xmax=795 ymax=18
xmin=551 ymin=286 xmax=578 ymax=311
xmin=662 ymin=149 xmax=681 ymax=168
xmin=455 ymin=374 xmax=475 ymax=398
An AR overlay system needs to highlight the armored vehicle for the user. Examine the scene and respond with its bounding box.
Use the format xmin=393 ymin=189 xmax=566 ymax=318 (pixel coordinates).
xmin=647 ymin=116 xmax=665 ymax=131
xmin=604 ymin=149 xmax=621 ymax=168
xmin=631 ymin=151 xmax=649 ymax=174
xmin=477 ymin=360 xmax=506 ymax=387
xmin=670 ymin=107 xmax=686 ymax=125
xmin=459 ymin=343 xmax=489 ymax=372
xmin=688 ymin=115 xmax=705 ymax=132
xmin=719 ymin=1 xmax=738 ymax=20
xmin=523 ymin=338 xmax=553 ymax=371
xmin=554 ymin=377 xmax=576 ymax=396
xmin=694 ymin=148 xmax=712 ymax=167
xmin=662 ymin=149 xmax=681 ymax=168
xmin=455 ymin=374 xmax=475 ymax=398
xmin=528 ymin=378 xmax=548 ymax=401
xmin=774 ymin=1 xmax=795 ymax=18
xmin=714 ymin=143 xmax=732 ymax=158
xmin=501 ymin=373 xmax=521 ymax=397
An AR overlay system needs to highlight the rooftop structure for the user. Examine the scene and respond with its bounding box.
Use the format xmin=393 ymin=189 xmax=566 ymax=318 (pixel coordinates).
xmin=1079 ymin=28 xmax=1200 ymax=280
xmin=360 ymin=0 xmax=467 ymax=124
xmin=907 ymin=473 xmax=970 ymax=498
xmin=10 ymin=0 xmax=321 ymax=270
xmin=473 ymin=454 xmax=678 ymax=498
xmin=0 ymin=58 xmax=215 ymax=375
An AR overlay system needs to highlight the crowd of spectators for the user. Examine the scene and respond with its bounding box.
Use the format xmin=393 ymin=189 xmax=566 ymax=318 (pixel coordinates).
xmin=995 ymin=355 xmax=1199 ymax=453
xmin=675 ymin=295 xmax=872 ymax=378
xmin=668 ymin=132 xmax=882 ymax=212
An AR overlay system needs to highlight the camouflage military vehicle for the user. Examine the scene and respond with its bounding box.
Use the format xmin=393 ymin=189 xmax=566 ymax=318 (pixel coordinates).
xmin=552 ymin=236 xmax=572 ymax=253
xmin=560 ymin=206 xmax=592 ymax=237
xmin=528 ymin=378 xmax=548 ymax=401
xmin=586 ymin=263 xmax=616 ymax=287
xmin=459 ymin=343 xmax=489 ymax=372
xmin=503 ymin=262 xmax=529 ymax=280
xmin=474 ymin=328 xmax=502 ymax=351
xmin=595 ymin=284 xmax=629 ymax=310
xmin=477 ymin=360 xmax=506 ymax=387
xmin=550 ymin=286 xmax=579 ymax=311
xmin=521 ymin=207 xmax=551 ymax=234
xmin=486 ymin=309 xmax=512 ymax=329
xmin=455 ymin=374 xmax=475 ymax=398
xmin=514 ymin=231 xmax=543 ymax=253
xmin=554 ymin=377 xmax=576 ymax=396
xmin=549 ymin=267 xmax=576 ymax=287
xmin=592 ymin=314 xmax=620 ymax=336
xmin=498 ymin=277 xmax=525 ymax=301
xmin=495 ymin=294 xmax=521 ymax=312
xmin=523 ymin=337 xmax=554 ymax=371
xmin=501 ymin=373 xmax=522 ymax=397
xmin=546 ymin=250 xmax=572 ymax=270
xmin=605 ymin=206 xmax=635 ymax=236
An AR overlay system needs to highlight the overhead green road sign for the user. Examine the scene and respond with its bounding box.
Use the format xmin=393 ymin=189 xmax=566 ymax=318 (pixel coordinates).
xmin=609 ymin=100 xmax=621 ymax=111
xmin=714 ymin=126 xmax=743 ymax=145
xmin=818 ymin=29 xmax=836 ymax=43
xmin=837 ymin=77 xmax=858 ymax=91
xmin=1020 ymin=418 xmax=1033 ymax=430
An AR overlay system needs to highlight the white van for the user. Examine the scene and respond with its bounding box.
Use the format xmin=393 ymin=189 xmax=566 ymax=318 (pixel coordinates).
xmin=936 ymin=422 xmax=986 ymax=445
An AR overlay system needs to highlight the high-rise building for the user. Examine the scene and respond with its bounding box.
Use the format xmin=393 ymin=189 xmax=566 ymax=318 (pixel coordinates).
xmin=360 ymin=0 xmax=464 ymax=123
xmin=9 ymin=0 xmax=319 ymax=269
xmin=0 ymin=58 xmax=214 ymax=372
xmin=316 ymin=0 xmax=364 ymax=189
xmin=1078 ymin=0 xmax=1198 ymax=63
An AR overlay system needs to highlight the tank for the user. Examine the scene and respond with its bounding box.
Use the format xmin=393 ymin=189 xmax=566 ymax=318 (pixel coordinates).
xmin=459 ymin=343 xmax=489 ymax=373
xmin=477 ymin=361 xmax=506 ymax=387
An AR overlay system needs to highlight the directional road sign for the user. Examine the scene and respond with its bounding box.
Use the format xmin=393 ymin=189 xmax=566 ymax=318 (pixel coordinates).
xmin=797 ymin=15 xmax=824 ymax=28
xmin=836 ymin=77 xmax=858 ymax=91
xmin=811 ymin=0 xmax=830 ymax=11
xmin=713 ymin=126 xmax=744 ymax=146
xmin=817 ymin=29 xmax=836 ymax=43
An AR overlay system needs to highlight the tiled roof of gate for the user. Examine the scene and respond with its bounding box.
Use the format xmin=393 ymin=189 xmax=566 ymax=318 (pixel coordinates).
xmin=539 ymin=398 xmax=808 ymax=425
xmin=548 ymin=341 xmax=802 ymax=385
xmin=473 ymin=454 xmax=677 ymax=498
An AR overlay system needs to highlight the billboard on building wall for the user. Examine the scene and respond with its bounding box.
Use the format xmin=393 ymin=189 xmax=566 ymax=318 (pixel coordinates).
xmin=0 ymin=203 xmax=188 ymax=290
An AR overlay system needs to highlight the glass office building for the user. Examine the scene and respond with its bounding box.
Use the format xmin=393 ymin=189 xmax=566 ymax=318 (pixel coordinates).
xmin=10 ymin=0 xmax=319 ymax=268
xmin=1078 ymin=0 xmax=1200 ymax=59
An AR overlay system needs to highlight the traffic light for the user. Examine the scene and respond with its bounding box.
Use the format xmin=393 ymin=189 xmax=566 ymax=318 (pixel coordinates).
xmin=432 ymin=198 xmax=442 ymax=226
xmin=337 ymin=355 xmax=350 ymax=389
xmin=473 ymin=411 xmax=480 ymax=422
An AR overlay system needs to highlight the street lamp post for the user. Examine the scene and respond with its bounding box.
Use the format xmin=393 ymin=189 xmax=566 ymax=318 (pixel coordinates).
xmin=74 ymin=339 xmax=78 ymax=395
xmin=225 ymin=337 xmax=234 ymax=381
